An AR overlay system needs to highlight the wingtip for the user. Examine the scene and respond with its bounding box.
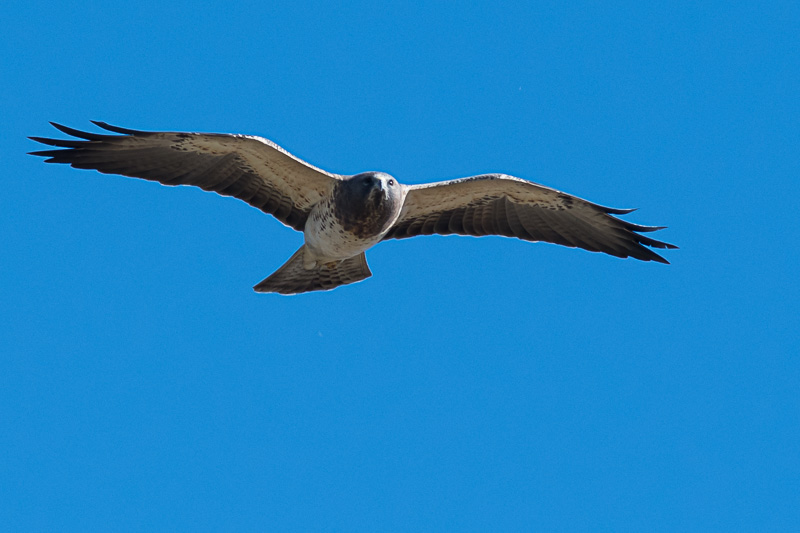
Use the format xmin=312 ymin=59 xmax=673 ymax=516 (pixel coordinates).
xmin=604 ymin=206 xmax=638 ymax=215
xmin=27 ymin=150 xmax=60 ymax=162
xmin=48 ymin=122 xmax=72 ymax=134
xmin=46 ymin=121 xmax=110 ymax=140
xmin=626 ymin=223 xmax=669 ymax=233
xmin=90 ymin=121 xmax=146 ymax=135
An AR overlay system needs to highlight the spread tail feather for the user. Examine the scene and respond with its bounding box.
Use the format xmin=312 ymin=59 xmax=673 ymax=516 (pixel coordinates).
xmin=253 ymin=246 xmax=372 ymax=295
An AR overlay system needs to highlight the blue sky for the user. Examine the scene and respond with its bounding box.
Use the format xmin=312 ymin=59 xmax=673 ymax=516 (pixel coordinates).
xmin=2 ymin=1 xmax=798 ymax=530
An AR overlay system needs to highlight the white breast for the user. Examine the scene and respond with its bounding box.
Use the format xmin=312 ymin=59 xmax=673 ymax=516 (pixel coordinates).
xmin=303 ymin=196 xmax=386 ymax=261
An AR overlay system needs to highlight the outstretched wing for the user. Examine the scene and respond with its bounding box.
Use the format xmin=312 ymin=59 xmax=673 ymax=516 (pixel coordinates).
xmin=384 ymin=174 xmax=676 ymax=263
xmin=29 ymin=122 xmax=342 ymax=231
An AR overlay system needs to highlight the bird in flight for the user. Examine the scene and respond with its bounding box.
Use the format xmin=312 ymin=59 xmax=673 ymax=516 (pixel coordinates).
xmin=30 ymin=122 xmax=676 ymax=294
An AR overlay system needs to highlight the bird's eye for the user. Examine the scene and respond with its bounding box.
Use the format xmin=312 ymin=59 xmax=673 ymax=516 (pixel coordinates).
xmin=387 ymin=179 xmax=395 ymax=186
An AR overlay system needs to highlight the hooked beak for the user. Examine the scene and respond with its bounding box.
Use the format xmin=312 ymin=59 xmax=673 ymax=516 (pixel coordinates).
xmin=376 ymin=180 xmax=389 ymax=199
xmin=366 ymin=184 xmax=384 ymax=206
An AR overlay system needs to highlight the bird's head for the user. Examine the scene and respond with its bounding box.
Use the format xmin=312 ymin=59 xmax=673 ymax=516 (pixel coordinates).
xmin=346 ymin=172 xmax=402 ymax=206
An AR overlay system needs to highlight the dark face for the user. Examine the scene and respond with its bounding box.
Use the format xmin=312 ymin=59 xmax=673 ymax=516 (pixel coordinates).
xmin=335 ymin=172 xmax=404 ymax=237
xmin=349 ymin=172 xmax=401 ymax=206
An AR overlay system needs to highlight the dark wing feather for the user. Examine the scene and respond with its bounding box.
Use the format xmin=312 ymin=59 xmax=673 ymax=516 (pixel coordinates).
xmin=385 ymin=174 xmax=677 ymax=263
xmin=29 ymin=122 xmax=341 ymax=231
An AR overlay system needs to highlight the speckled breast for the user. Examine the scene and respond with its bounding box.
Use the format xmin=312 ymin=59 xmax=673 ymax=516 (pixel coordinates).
xmin=304 ymin=194 xmax=394 ymax=260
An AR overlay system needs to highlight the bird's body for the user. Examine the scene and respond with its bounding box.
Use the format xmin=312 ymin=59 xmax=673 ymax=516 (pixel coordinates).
xmin=30 ymin=122 xmax=676 ymax=294
xmin=305 ymin=172 xmax=405 ymax=264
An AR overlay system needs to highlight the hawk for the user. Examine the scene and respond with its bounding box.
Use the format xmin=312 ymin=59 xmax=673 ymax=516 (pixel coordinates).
xmin=29 ymin=122 xmax=676 ymax=294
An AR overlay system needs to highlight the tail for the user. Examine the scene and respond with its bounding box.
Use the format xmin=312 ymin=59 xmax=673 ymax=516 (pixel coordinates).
xmin=253 ymin=245 xmax=372 ymax=295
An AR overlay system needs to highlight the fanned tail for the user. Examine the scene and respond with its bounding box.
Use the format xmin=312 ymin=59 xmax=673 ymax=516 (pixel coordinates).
xmin=253 ymin=246 xmax=372 ymax=295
